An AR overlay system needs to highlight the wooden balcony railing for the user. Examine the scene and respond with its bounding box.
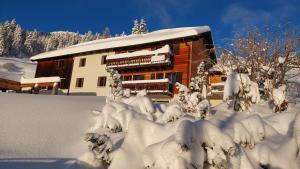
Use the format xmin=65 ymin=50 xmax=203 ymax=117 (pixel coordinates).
xmin=122 ymin=79 xmax=173 ymax=96
xmin=106 ymin=54 xmax=172 ymax=69
xmin=106 ymin=45 xmax=173 ymax=70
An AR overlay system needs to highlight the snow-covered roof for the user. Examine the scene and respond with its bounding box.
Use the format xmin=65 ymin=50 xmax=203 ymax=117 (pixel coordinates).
xmin=30 ymin=26 xmax=211 ymax=61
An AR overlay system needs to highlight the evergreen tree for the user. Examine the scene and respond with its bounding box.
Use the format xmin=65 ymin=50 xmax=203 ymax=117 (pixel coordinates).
xmin=0 ymin=27 xmax=6 ymax=56
xmin=139 ymin=18 xmax=148 ymax=34
xmin=82 ymin=31 xmax=94 ymax=42
xmin=24 ymin=30 xmax=38 ymax=55
xmin=95 ymin=32 xmax=101 ymax=40
xmin=12 ymin=25 xmax=23 ymax=57
xmin=102 ymin=26 xmax=111 ymax=39
xmin=120 ymin=31 xmax=126 ymax=37
xmin=132 ymin=19 xmax=140 ymax=35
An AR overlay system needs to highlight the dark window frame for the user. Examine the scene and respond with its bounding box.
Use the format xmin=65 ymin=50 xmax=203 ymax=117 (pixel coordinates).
xmin=133 ymin=74 xmax=145 ymax=80
xmin=101 ymin=55 xmax=107 ymax=64
xmin=75 ymin=78 xmax=84 ymax=88
xmin=79 ymin=58 xmax=86 ymax=67
xmin=156 ymin=73 xmax=164 ymax=79
xmin=97 ymin=76 xmax=107 ymax=87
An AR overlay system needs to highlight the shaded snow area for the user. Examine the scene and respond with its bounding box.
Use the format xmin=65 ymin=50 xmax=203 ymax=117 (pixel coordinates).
xmin=0 ymin=93 xmax=105 ymax=169
xmin=83 ymin=95 xmax=300 ymax=169
xmin=0 ymin=57 xmax=36 ymax=82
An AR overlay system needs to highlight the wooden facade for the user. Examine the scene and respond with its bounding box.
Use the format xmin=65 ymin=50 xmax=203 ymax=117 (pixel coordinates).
xmin=0 ymin=78 xmax=21 ymax=91
xmin=35 ymin=56 xmax=73 ymax=90
xmin=110 ymin=33 xmax=216 ymax=96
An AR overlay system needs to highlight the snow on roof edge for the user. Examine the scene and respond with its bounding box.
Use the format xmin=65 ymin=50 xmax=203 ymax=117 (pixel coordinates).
xmin=30 ymin=26 xmax=211 ymax=61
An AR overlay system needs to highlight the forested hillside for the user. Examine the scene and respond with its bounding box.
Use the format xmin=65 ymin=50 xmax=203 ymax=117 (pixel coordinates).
xmin=0 ymin=19 xmax=113 ymax=58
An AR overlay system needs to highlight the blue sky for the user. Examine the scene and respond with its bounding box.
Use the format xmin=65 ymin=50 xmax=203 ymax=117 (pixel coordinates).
xmin=0 ymin=0 xmax=299 ymax=47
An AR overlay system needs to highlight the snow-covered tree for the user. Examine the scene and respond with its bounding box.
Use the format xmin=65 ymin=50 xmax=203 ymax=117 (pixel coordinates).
xmin=189 ymin=61 xmax=208 ymax=98
xmin=223 ymin=66 xmax=260 ymax=111
xmin=220 ymin=25 xmax=299 ymax=112
xmin=174 ymin=62 xmax=211 ymax=119
xmin=131 ymin=19 xmax=140 ymax=35
xmin=120 ymin=31 xmax=126 ymax=37
xmin=102 ymin=26 xmax=111 ymax=39
xmin=106 ymin=68 xmax=131 ymax=102
xmin=0 ymin=27 xmax=6 ymax=56
xmin=139 ymin=18 xmax=148 ymax=34
xmin=12 ymin=25 xmax=24 ymax=57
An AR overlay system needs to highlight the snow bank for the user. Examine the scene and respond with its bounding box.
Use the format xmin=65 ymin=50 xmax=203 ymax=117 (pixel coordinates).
xmin=86 ymin=96 xmax=300 ymax=169
xmin=0 ymin=93 xmax=105 ymax=169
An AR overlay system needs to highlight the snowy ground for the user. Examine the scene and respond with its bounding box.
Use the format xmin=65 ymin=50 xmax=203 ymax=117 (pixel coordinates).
xmin=0 ymin=93 xmax=105 ymax=169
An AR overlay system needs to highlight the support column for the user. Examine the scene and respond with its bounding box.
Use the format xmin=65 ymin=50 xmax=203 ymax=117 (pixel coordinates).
xmin=51 ymin=82 xmax=58 ymax=95
xmin=33 ymin=83 xmax=39 ymax=94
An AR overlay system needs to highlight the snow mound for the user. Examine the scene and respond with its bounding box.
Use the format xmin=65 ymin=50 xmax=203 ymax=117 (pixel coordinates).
xmin=85 ymin=96 xmax=300 ymax=169
xmin=0 ymin=93 xmax=105 ymax=169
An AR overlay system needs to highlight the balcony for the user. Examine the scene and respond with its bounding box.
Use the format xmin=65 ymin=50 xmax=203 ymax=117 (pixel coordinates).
xmin=106 ymin=45 xmax=172 ymax=70
xmin=122 ymin=78 xmax=173 ymax=97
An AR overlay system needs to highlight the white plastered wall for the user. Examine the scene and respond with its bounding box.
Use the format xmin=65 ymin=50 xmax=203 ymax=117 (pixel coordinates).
xmin=69 ymin=52 xmax=113 ymax=96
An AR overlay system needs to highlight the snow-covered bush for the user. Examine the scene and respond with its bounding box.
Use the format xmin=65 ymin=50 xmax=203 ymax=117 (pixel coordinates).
xmin=174 ymin=62 xmax=211 ymax=119
xmin=85 ymin=133 xmax=113 ymax=164
xmin=223 ymin=69 xmax=260 ymax=111
xmin=175 ymin=82 xmax=210 ymax=119
xmin=271 ymin=84 xmax=288 ymax=112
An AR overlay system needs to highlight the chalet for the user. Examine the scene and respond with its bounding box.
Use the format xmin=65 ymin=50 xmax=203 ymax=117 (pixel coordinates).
xmin=30 ymin=26 xmax=216 ymax=100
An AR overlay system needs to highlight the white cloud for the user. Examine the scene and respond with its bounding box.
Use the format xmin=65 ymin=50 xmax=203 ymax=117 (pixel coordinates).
xmin=222 ymin=0 xmax=300 ymax=29
xmin=134 ymin=0 xmax=196 ymax=27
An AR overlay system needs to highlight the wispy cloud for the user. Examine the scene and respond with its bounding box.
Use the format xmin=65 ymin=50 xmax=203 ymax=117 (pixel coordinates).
xmin=134 ymin=0 xmax=196 ymax=27
xmin=221 ymin=0 xmax=300 ymax=30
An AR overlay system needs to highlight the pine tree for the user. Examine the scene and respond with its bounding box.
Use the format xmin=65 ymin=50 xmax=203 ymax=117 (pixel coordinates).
xmin=82 ymin=31 xmax=94 ymax=42
xmin=120 ymin=31 xmax=126 ymax=37
xmin=95 ymin=32 xmax=101 ymax=40
xmin=0 ymin=27 xmax=6 ymax=56
xmin=132 ymin=19 xmax=140 ymax=35
xmin=102 ymin=26 xmax=111 ymax=39
xmin=24 ymin=30 xmax=38 ymax=55
xmin=12 ymin=25 xmax=23 ymax=57
xmin=139 ymin=18 xmax=148 ymax=34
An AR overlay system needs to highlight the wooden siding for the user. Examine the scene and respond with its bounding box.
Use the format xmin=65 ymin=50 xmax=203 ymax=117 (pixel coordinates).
xmin=0 ymin=78 xmax=21 ymax=91
xmin=35 ymin=57 xmax=73 ymax=89
xmin=191 ymin=33 xmax=216 ymax=79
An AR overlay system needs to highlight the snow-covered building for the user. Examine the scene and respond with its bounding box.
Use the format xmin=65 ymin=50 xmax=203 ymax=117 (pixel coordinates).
xmin=30 ymin=26 xmax=216 ymax=99
xmin=0 ymin=57 xmax=61 ymax=93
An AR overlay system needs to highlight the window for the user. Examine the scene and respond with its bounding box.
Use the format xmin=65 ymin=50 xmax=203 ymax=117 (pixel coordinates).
xmin=165 ymin=72 xmax=182 ymax=84
xmin=58 ymin=60 xmax=64 ymax=68
xmin=79 ymin=58 xmax=86 ymax=67
xmin=123 ymin=75 xmax=132 ymax=81
xmin=133 ymin=75 xmax=144 ymax=80
xmin=97 ymin=76 xmax=106 ymax=87
xmin=165 ymin=73 xmax=172 ymax=81
xmin=76 ymin=78 xmax=84 ymax=87
xmin=101 ymin=55 xmax=107 ymax=64
xmin=221 ymin=76 xmax=227 ymax=81
xmin=156 ymin=73 xmax=164 ymax=79
xmin=150 ymin=73 xmax=155 ymax=79
xmin=172 ymin=72 xmax=182 ymax=84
